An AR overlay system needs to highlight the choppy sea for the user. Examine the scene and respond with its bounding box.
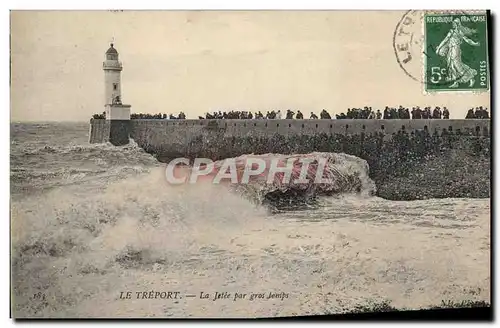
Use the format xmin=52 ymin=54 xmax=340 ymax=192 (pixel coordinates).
xmin=10 ymin=122 xmax=490 ymax=318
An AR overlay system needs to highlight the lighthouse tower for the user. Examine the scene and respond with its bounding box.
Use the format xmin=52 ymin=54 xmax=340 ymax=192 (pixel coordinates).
xmin=103 ymin=43 xmax=131 ymax=145
xmin=103 ymin=43 xmax=123 ymax=105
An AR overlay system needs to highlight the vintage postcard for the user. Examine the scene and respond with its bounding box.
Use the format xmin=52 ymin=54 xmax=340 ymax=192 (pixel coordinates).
xmin=10 ymin=10 xmax=491 ymax=319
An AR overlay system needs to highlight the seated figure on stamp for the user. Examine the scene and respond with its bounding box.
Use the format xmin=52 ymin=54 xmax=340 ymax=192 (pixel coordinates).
xmin=436 ymin=18 xmax=480 ymax=88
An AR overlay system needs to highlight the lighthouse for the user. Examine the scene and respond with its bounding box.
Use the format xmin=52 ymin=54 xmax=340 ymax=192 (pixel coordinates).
xmin=102 ymin=43 xmax=131 ymax=145
xmin=103 ymin=43 xmax=123 ymax=105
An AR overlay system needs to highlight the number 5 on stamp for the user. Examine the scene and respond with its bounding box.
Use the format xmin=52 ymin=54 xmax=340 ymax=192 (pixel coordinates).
xmin=424 ymin=12 xmax=489 ymax=92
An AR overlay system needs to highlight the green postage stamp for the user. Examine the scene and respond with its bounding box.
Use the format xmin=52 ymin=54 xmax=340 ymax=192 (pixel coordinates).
xmin=424 ymin=12 xmax=489 ymax=92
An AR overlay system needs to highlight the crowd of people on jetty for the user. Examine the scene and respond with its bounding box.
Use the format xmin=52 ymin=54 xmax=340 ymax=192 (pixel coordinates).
xmin=465 ymin=107 xmax=490 ymax=119
xmin=92 ymin=112 xmax=187 ymax=119
xmin=130 ymin=112 xmax=187 ymax=119
xmin=91 ymin=106 xmax=489 ymax=120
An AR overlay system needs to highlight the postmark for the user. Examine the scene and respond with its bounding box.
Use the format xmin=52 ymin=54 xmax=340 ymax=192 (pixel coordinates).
xmin=393 ymin=10 xmax=490 ymax=92
xmin=393 ymin=10 xmax=424 ymax=84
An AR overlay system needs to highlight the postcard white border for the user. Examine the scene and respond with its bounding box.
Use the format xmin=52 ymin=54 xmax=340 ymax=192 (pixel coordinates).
xmin=3 ymin=0 xmax=498 ymax=327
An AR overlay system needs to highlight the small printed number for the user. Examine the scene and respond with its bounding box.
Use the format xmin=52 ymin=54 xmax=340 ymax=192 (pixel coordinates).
xmin=430 ymin=66 xmax=447 ymax=84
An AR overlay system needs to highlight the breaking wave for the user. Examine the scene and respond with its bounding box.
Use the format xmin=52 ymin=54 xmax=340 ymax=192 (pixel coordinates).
xmin=11 ymin=123 xmax=490 ymax=318
xmin=17 ymin=139 xmax=156 ymax=160
xmin=182 ymin=152 xmax=376 ymax=208
xmin=10 ymin=139 xmax=161 ymax=193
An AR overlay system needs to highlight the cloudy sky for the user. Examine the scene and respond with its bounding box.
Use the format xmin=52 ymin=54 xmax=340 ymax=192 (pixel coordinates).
xmin=10 ymin=10 xmax=490 ymax=121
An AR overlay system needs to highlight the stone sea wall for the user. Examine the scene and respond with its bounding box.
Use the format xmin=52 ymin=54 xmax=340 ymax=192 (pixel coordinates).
xmin=89 ymin=119 xmax=491 ymax=200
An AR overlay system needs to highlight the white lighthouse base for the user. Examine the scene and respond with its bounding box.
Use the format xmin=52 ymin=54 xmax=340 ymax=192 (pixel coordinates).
xmin=105 ymin=104 xmax=131 ymax=121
